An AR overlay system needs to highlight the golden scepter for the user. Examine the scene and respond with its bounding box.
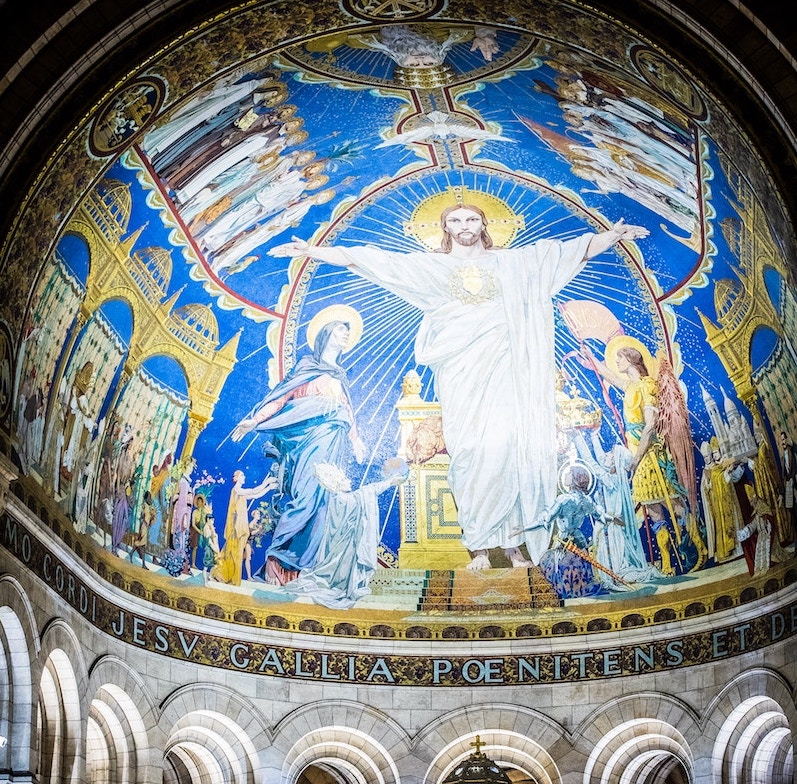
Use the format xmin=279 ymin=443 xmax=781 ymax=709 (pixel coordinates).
xmin=554 ymin=536 xmax=631 ymax=586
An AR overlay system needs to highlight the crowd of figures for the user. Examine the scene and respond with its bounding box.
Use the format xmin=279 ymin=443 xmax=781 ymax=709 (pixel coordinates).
xmin=19 ymin=233 xmax=794 ymax=609
xmin=525 ymin=340 xmax=797 ymax=599
xmin=140 ymin=67 xmax=336 ymax=282
xmin=14 ymin=314 xmax=797 ymax=607
xmin=89 ymin=329 xmax=797 ymax=608
xmin=10 ymin=76 xmax=797 ymax=606
xmin=8 ymin=20 xmax=797 ymax=616
xmin=73 ymin=309 xmax=407 ymax=610
xmin=12 ymin=224 xmax=797 ymax=609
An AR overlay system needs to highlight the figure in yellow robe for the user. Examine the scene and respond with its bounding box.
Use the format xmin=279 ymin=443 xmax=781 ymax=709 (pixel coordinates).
xmin=211 ymin=470 xmax=277 ymax=586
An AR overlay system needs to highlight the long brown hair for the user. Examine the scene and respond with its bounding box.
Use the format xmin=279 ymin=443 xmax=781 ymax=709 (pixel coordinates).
xmin=437 ymin=204 xmax=494 ymax=252
xmin=617 ymin=347 xmax=649 ymax=377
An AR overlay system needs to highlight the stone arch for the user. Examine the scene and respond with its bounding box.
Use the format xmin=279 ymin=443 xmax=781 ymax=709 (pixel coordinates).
xmin=159 ymin=682 xmax=270 ymax=784
xmin=0 ymin=575 xmax=39 ymax=777
xmin=282 ymin=728 xmax=400 ymax=784
xmin=416 ymin=704 xmax=566 ymax=784
xmin=86 ymin=655 xmax=162 ymax=784
xmin=37 ymin=618 xmax=89 ymax=784
xmin=705 ymin=668 xmax=795 ymax=784
xmin=574 ymin=692 xmax=700 ymax=783
xmin=166 ymin=739 xmax=227 ymax=782
xmin=581 ymin=717 xmax=693 ymax=783
xmin=88 ymin=700 xmax=130 ymax=782
xmin=273 ymin=700 xmax=409 ymax=784
xmin=166 ymin=719 xmax=253 ymax=784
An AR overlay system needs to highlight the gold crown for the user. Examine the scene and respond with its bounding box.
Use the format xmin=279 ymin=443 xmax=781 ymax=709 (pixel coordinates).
xmin=556 ymin=383 xmax=602 ymax=430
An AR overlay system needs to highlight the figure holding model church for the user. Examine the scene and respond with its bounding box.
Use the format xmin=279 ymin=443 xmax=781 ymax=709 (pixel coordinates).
xmin=268 ymin=202 xmax=649 ymax=571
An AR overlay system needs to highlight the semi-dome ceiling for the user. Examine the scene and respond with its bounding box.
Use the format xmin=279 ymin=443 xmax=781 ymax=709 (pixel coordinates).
xmin=0 ymin=0 xmax=796 ymax=653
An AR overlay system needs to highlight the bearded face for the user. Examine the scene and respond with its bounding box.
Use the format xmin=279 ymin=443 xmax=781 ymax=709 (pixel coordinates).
xmin=443 ymin=208 xmax=485 ymax=247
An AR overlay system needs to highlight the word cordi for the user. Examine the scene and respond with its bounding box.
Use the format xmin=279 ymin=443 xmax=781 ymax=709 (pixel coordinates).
xmin=4 ymin=515 xmax=796 ymax=686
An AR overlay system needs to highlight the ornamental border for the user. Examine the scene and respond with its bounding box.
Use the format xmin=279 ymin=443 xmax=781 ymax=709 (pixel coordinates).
xmin=3 ymin=512 xmax=797 ymax=687
xmin=7 ymin=480 xmax=797 ymax=639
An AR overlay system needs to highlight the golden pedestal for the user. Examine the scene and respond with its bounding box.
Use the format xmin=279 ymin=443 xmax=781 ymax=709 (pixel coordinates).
xmin=395 ymin=377 xmax=470 ymax=570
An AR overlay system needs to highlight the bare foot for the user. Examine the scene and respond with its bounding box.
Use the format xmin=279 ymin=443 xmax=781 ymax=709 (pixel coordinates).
xmin=466 ymin=550 xmax=491 ymax=571
xmin=505 ymin=547 xmax=533 ymax=568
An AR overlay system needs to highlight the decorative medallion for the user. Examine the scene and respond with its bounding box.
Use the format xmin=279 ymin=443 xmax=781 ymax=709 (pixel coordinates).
xmin=340 ymin=0 xmax=446 ymax=22
xmin=631 ymin=45 xmax=707 ymax=120
xmin=89 ymin=77 xmax=166 ymax=156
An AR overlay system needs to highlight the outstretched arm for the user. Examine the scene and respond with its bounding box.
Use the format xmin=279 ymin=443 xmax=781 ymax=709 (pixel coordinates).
xmin=268 ymin=236 xmax=352 ymax=266
xmin=585 ymin=218 xmax=649 ymax=259
xmin=231 ymin=390 xmax=292 ymax=442
xmin=579 ymin=343 xmax=627 ymax=390
xmin=240 ymin=475 xmax=279 ymax=500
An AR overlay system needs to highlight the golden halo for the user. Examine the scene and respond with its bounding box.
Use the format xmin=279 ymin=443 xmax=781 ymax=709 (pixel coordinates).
xmin=306 ymin=304 xmax=363 ymax=352
xmin=403 ymin=185 xmax=525 ymax=250
xmin=604 ymin=335 xmax=658 ymax=377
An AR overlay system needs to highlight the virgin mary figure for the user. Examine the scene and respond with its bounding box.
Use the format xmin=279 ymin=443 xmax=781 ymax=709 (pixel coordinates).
xmin=231 ymin=305 xmax=366 ymax=585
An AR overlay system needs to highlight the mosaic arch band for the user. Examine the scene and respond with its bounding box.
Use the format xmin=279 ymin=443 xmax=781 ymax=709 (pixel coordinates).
xmin=269 ymin=202 xmax=649 ymax=571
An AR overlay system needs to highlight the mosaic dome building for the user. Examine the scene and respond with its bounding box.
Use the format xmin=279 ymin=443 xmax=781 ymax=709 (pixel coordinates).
xmin=0 ymin=1 xmax=796 ymax=782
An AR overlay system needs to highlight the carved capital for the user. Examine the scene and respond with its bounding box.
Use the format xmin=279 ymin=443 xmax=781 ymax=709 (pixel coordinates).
xmin=0 ymin=452 xmax=19 ymax=516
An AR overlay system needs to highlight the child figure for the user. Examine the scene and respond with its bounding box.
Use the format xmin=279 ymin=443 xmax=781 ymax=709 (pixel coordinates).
xmin=201 ymin=504 xmax=220 ymax=585
xmin=243 ymin=508 xmax=266 ymax=582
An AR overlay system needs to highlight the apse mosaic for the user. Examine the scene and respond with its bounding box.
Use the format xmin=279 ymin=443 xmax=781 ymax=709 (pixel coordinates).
xmin=3 ymin=0 xmax=797 ymax=622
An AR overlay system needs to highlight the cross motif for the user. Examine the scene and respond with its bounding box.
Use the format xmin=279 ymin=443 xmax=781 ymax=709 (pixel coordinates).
xmin=470 ymin=735 xmax=485 ymax=754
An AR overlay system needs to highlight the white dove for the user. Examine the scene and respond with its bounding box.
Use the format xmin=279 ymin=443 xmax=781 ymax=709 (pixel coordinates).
xmin=375 ymin=111 xmax=515 ymax=148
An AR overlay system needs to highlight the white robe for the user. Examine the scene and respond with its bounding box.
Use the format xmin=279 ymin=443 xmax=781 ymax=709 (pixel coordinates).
xmin=174 ymin=132 xmax=273 ymax=203
xmin=143 ymin=78 xmax=260 ymax=156
xmin=284 ymin=478 xmax=394 ymax=609
xmin=340 ymin=236 xmax=592 ymax=562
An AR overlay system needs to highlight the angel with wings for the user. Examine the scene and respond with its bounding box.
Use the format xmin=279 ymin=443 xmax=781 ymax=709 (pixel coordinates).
xmin=579 ymin=336 xmax=707 ymax=575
